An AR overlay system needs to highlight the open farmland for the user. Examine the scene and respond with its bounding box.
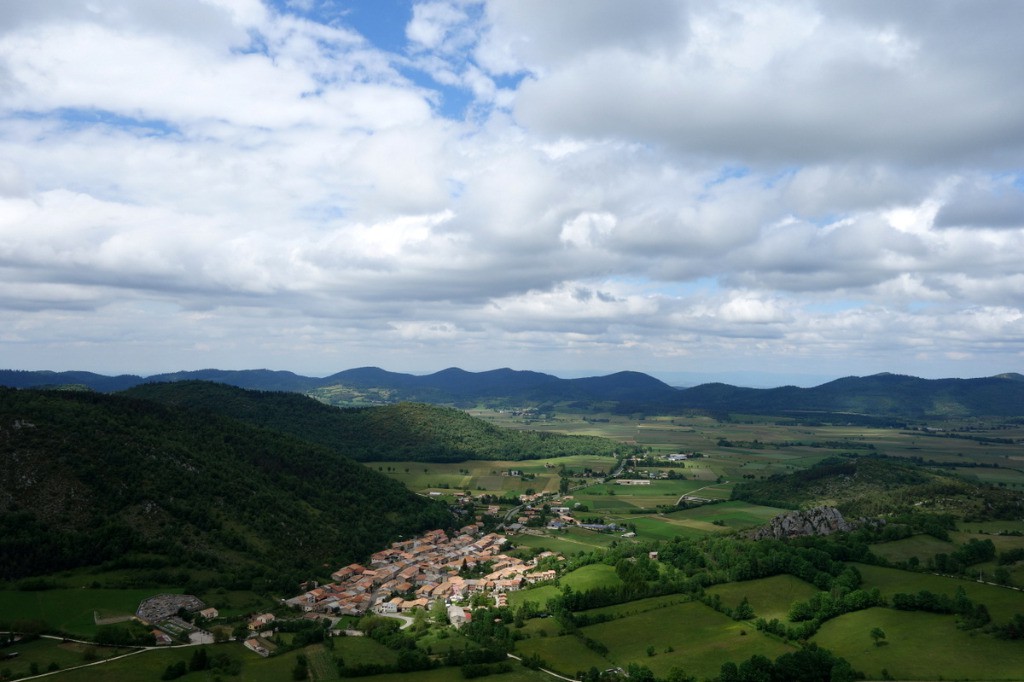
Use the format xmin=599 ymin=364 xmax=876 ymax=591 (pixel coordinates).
xmin=580 ymin=600 xmax=796 ymax=680
xmin=706 ymin=574 xmax=821 ymax=622
xmin=370 ymin=455 xmax=615 ymax=497
xmin=814 ymin=607 xmax=1024 ymax=681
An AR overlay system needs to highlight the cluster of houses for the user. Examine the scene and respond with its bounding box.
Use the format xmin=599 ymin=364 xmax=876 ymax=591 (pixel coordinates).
xmin=287 ymin=525 xmax=558 ymax=621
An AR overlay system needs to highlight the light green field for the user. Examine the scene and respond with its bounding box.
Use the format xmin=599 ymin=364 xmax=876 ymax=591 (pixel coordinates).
xmin=510 ymin=527 xmax=621 ymax=555
xmin=706 ymin=574 xmax=821 ymax=622
xmin=577 ymin=594 xmax=692 ymax=620
xmin=856 ymin=563 xmax=1024 ymax=622
xmin=371 ymin=456 xmax=614 ymax=496
xmin=514 ymin=632 xmax=611 ymax=676
xmin=581 ymin=600 xmax=796 ymax=680
xmin=869 ymin=534 xmax=956 ymax=562
xmin=814 ymin=607 xmax=1024 ymax=680
xmin=0 ymin=588 xmax=181 ymax=638
xmin=507 ymin=564 xmax=622 ymax=609
xmin=334 ymin=634 xmax=400 ymax=666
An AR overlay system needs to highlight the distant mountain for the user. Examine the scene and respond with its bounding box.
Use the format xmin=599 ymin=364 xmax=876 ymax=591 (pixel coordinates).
xmin=3 ymin=367 xmax=1024 ymax=419
xmin=670 ymin=372 xmax=1024 ymax=419
xmin=124 ymin=381 xmax=627 ymax=462
xmin=0 ymin=387 xmax=451 ymax=582
xmin=146 ymin=368 xmax=322 ymax=392
xmin=0 ymin=369 xmax=144 ymax=392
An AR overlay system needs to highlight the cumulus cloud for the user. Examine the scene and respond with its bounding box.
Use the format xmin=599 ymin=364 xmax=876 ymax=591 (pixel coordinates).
xmin=0 ymin=0 xmax=1021 ymax=380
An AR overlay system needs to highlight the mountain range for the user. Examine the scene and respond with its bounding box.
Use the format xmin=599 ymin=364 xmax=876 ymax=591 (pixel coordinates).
xmin=2 ymin=367 xmax=1024 ymax=419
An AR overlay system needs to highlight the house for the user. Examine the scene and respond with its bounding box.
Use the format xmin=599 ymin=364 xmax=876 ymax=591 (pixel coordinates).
xmin=198 ymin=607 xmax=219 ymax=620
xmin=244 ymin=637 xmax=274 ymax=657
xmin=151 ymin=630 xmax=173 ymax=646
xmin=447 ymin=604 xmax=469 ymax=627
xmin=248 ymin=613 xmax=275 ymax=631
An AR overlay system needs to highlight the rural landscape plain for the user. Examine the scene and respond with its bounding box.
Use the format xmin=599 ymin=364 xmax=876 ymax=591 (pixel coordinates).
xmin=3 ymin=0 xmax=1024 ymax=681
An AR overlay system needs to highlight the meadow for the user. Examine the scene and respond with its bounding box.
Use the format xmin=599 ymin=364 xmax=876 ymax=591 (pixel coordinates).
xmin=579 ymin=600 xmax=795 ymax=680
xmin=814 ymin=607 xmax=1024 ymax=680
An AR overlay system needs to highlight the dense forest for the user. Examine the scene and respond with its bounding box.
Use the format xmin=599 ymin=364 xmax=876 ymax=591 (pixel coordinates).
xmin=124 ymin=381 xmax=628 ymax=462
xmin=0 ymin=387 xmax=452 ymax=585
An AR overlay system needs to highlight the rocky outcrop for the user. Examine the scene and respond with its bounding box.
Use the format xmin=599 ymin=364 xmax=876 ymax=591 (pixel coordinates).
xmin=750 ymin=506 xmax=851 ymax=540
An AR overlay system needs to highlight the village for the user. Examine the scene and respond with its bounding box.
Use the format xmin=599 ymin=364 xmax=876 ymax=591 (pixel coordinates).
xmin=284 ymin=524 xmax=559 ymax=627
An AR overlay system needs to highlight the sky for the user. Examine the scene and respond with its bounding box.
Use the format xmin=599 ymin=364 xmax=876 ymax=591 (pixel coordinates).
xmin=1 ymin=0 xmax=1023 ymax=386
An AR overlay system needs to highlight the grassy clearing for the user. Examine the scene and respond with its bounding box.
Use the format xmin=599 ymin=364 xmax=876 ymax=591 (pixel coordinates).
xmin=334 ymin=635 xmax=400 ymax=666
xmin=507 ymin=564 xmax=622 ymax=609
xmin=514 ymin=632 xmax=611 ymax=676
xmin=510 ymin=527 xmax=620 ymax=555
xmin=856 ymin=563 xmax=1024 ymax=622
xmin=0 ymin=588 xmax=180 ymax=638
xmin=706 ymin=574 xmax=820 ymax=622
xmin=578 ymin=594 xmax=692 ymax=620
xmin=814 ymin=607 xmax=1024 ymax=681
xmin=869 ymin=534 xmax=956 ymax=563
xmin=582 ymin=600 xmax=795 ymax=680
xmin=371 ymin=456 xmax=616 ymax=497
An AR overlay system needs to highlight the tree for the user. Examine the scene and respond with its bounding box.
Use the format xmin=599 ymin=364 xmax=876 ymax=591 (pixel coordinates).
xmin=430 ymin=598 xmax=449 ymax=625
xmin=870 ymin=627 xmax=887 ymax=647
xmin=734 ymin=596 xmax=755 ymax=620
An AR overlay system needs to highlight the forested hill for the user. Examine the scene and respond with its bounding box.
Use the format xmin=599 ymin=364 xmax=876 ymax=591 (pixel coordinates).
xmin=123 ymin=381 xmax=627 ymax=462
xmin=0 ymin=387 xmax=451 ymax=583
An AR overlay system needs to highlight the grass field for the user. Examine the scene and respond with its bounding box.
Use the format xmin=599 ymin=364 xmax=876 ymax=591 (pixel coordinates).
xmin=507 ymin=564 xmax=622 ymax=609
xmin=706 ymin=574 xmax=821 ymax=622
xmin=370 ymin=456 xmax=615 ymax=497
xmin=514 ymin=632 xmax=611 ymax=676
xmin=0 ymin=588 xmax=181 ymax=638
xmin=510 ymin=527 xmax=621 ymax=555
xmin=856 ymin=563 xmax=1024 ymax=622
xmin=869 ymin=534 xmax=956 ymax=563
xmin=814 ymin=606 xmax=1024 ymax=680
xmin=581 ymin=600 xmax=795 ymax=680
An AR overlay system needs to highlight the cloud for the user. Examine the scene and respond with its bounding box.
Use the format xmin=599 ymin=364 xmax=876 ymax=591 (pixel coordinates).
xmin=0 ymin=0 xmax=1021 ymax=380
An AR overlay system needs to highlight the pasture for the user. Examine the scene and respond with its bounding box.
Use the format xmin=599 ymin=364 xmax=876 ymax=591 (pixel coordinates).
xmin=855 ymin=563 xmax=1024 ymax=622
xmin=814 ymin=606 xmax=1024 ymax=681
xmin=868 ymin=534 xmax=956 ymax=563
xmin=507 ymin=564 xmax=622 ymax=609
xmin=370 ymin=455 xmax=614 ymax=497
xmin=706 ymin=574 xmax=821 ymax=622
xmin=0 ymin=588 xmax=178 ymax=638
xmin=581 ymin=600 xmax=795 ymax=680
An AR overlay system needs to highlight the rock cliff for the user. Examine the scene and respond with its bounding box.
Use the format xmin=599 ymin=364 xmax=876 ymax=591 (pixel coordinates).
xmin=750 ymin=506 xmax=851 ymax=540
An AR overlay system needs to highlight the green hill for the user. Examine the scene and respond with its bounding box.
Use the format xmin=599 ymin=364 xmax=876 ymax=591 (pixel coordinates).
xmin=123 ymin=381 xmax=628 ymax=462
xmin=0 ymin=387 xmax=451 ymax=584
xmin=732 ymin=456 xmax=1023 ymax=519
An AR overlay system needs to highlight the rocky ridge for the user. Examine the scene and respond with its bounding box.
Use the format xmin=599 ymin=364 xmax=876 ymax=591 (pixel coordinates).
xmin=750 ymin=505 xmax=852 ymax=540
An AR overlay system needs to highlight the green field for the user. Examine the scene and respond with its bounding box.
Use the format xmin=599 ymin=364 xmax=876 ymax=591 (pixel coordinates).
xmin=814 ymin=607 xmax=1024 ymax=680
xmin=0 ymin=588 xmax=181 ymax=638
xmin=706 ymin=574 xmax=821 ymax=622
xmin=581 ymin=600 xmax=795 ymax=680
xmin=507 ymin=564 xmax=622 ymax=609
xmin=370 ymin=455 xmax=615 ymax=497
xmin=856 ymin=563 xmax=1024 ymax=622
xmin=514 ymin=631 xmax=611 ymax=676
xmin=869 ymin=534 xmax=956 ymax=563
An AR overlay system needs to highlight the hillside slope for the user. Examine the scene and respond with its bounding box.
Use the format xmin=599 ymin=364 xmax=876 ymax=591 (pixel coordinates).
xmin=123 ymin=381 xmax=628 ymax=462
xmin=0 ymin=388 xmax=451 ymax=583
